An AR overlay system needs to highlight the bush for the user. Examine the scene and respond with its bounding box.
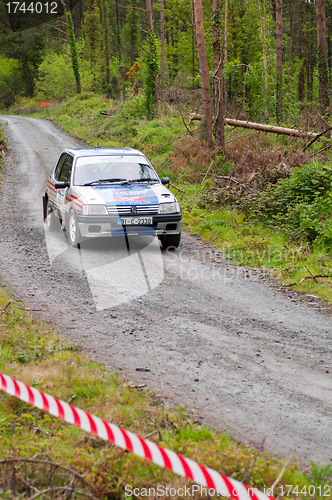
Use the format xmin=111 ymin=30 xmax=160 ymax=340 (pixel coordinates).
xmin=0 ymin=54 xmax=23 ymax=108
xmin=35 ymin=52 xmax=95 ymax=100
xmin=35 ymin=52 xmax=76 ymax=100
xmin=243 ymin=162 xmax=332 ymax=244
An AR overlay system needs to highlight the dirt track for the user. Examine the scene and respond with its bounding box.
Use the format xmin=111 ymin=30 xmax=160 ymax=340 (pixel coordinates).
xmin=0 ymin=115 xmax=331 ymax=466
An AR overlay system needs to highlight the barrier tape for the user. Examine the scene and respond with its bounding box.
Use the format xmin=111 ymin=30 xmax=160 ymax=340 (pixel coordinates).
xmin=0 ymin=372 xmax=275 ymax=500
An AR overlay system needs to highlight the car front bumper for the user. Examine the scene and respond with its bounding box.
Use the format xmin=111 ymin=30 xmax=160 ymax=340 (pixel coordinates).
xmin=76 ymin=213 xmax=182 ymax=238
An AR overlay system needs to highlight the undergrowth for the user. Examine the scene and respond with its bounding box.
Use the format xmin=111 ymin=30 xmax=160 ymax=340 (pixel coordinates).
xmin=176 ymin=184 xmax=332 ymax=302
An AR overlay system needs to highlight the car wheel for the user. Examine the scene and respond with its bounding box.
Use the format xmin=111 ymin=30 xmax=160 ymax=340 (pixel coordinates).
xmin=45 ymin=199 xmax=61 ymax=232
xmin=159 ymin=232 xmax=181 ymax=250
xmin=68 ymin=210 xmax=82 ymax=247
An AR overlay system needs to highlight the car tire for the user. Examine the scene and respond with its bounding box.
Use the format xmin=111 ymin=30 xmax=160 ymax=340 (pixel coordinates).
xmin=159 ymin=232 xmax=181 ymax=250
xmin=68 ymin=210 xmax=82 ymax=247
xmin=45 ymin=199 xmax=61 ymax=232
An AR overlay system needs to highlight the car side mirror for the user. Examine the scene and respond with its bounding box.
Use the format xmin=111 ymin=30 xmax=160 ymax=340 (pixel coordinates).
xmin=55 ymin=181 xmax=70 ymax=189
xmin=161 ymin=177 xmax=170 ymax=185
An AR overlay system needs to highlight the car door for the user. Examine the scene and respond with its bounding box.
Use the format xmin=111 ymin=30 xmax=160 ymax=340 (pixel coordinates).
xmin=48 ymin=152 xmax=67 ymax=208
xmin=56 ymin=154 xmax=74 ymax=220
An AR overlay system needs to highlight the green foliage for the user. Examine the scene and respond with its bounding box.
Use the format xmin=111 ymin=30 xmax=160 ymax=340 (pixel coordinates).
xmin=35 ymin=52 xmax=76 ymax=100
xmin=242 ymin=162 xmax=332 ymax=244
xmin=35 ymin=51 xmax=95 ymax=100
xmin=309 ymin=462 xmax=332 ymax=489
xmin=118 ymin=89 xmax=146 ymax=119
xmin=0 ymin=54 xmax=22 ymax=108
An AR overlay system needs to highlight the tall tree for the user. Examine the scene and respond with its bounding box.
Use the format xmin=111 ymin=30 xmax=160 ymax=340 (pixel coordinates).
xmin=257 ymin=0 xmax=268 ymax=119
xmin=160 ymin=0 xmax=165 ymax=85
xmin=84 ymin=0 xmax=103 ymax=91
xmin=146 ymin=0 xmax=153 ymax=32
xmin=145 ymin=0 xmax=158 ymax=117
xmin=66 ymin=10 xmax=81 ymax=94
xmin=212 ymin=0 xmax=225 ymax=151
xmin=191 ymin=0 xmax=195 ymax=86
xmin=194 ymin=0 xmax=213 ymax=146
xmin=276 ymin=0 xmax=283 ymax=122
xmin=98 ymin=0 xmax=110 ymax=91
xmin=224 ymin=0 xmax=228 ymax=111
xmin=315 ymin=0 xmax=329 ymax=115
xmin=298 ymin=2 xmax=305 ymax=102
xmin=124 ymin=0 xmax=141 ymax=65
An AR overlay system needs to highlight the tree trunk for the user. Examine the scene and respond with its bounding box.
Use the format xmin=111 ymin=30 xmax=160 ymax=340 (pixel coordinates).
xmin=146 ymin=0 xmax=153 ymax=32
xmin=99 ymin=0 xmax=110 ymax=91
xmin=66 ymin=10 xmax=81 ymax=94
xmin=224 ymin=0 xmax=228 ymax=111
xmin=189 ymin=114 xmax=319 ymax=139
xmin=191 ymin=0 xmax=195 ymax=87
xmin=160 ymin=0 xmax=165 ymax=85
xmin=194 ymin=0 xmax=213 ymax=146
xmin=286 ymin=0 xmax=295 ymax=94
xmin=146 ymin=0 xmax=158 ymax=114
xmin=315 ymin=0 xmax=329 ymax=115
xmin=276 ymin=0 xmax=283 ymax=122
xmin=115 ymin=0 xmax=121 ymax=61
xmin=308 ymin=16 xmax=314 ymax=101
xmin=298 ymin=5 xmax=304 ymax=102
xmin=257 ymin=0 xmax=268 ymax=118
xmin=212 ymin=0 xmax=225 ymax=151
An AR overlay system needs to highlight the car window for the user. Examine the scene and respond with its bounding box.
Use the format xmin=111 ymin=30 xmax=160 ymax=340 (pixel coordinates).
xmin=54 ymin=153 xmax=67 ymax=181
xmin=59 ymin=155 xmax=74 ymax=183
xmin=74 ymin=156 xmax=159 ymax=185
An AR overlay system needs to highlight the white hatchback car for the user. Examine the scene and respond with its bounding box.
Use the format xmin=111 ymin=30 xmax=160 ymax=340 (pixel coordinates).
xmin=43 ymin=147 xmax=182 ymax=249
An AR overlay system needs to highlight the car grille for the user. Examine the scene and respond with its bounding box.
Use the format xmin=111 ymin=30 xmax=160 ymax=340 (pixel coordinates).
xmin=107 ymin=204 xmax=159 ymax=215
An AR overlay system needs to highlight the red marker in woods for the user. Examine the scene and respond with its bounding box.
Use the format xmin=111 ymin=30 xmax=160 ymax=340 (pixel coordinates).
xmin=41 ymin=102 xmax=51 ymax=107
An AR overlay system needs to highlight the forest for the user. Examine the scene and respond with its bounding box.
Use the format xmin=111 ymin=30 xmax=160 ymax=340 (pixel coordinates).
xmin=1 ymin=0 xmax=332 ymax=129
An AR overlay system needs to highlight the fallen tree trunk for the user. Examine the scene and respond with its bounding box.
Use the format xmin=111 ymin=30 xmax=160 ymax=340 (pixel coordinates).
xmin=189 ymin=113 xmax=319 ymax=139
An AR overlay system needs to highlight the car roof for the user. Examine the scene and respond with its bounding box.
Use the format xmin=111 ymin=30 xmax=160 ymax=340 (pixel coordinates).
xmin=63 ymin=147 xmax=144 ymax=158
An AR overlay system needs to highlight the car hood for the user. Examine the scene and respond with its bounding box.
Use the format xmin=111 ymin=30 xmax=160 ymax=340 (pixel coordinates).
xmin=74 ymin=183 xmax=176 ymax=206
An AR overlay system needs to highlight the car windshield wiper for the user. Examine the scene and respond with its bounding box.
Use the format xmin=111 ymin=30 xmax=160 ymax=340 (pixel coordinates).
xmin=83 ymin=178 xmax=128 ymax=186
xmin=123 ymin=178 xmax=159 ymax=184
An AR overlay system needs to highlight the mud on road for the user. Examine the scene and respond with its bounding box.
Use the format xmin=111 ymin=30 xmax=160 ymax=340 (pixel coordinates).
xmin=0 ymin=115 xmax=331 ymax=466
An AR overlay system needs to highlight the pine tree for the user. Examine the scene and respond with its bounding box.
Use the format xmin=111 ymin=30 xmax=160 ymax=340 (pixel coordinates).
xmin=66 ymin=10 xmax=81 ymax=94
xmin=84 ymin=0 xmax=103 ymax=91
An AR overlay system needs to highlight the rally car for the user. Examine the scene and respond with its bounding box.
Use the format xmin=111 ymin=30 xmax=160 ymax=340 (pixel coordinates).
xmin=43 ymin=147 xmax=181 ymax=249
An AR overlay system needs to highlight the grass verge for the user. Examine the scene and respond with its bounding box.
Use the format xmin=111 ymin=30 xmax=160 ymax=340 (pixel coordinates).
xmin=0 ymin=288 xmax=331 ymax=499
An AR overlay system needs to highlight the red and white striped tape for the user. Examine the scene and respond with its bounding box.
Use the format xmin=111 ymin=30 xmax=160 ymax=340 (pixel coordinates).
xmin=0 ymin=372 xmax=275 ymax=500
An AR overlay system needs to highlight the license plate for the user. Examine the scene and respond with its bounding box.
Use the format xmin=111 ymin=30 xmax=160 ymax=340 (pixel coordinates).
xmin=120 ymin=217 xmax=153 ymax=225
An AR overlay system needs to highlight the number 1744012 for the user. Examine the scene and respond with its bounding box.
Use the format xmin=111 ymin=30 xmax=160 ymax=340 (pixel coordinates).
xmin=6 ymin=2 xmax=58 ymax=13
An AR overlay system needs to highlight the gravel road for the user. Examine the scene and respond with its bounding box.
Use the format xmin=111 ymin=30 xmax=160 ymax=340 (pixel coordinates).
xmin=0 ymin=115 xmax=331 ymax=466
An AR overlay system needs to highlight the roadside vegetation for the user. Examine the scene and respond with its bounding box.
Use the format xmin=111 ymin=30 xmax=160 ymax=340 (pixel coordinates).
xmin=0 ymin=123 xmax=7 ymax=172
xmin=1 ymin=287 xmax=331 ymax=499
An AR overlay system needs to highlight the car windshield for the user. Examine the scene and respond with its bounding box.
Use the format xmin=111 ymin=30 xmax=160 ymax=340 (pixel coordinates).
xmin=73 ymin=155 xmax=159 ymax=186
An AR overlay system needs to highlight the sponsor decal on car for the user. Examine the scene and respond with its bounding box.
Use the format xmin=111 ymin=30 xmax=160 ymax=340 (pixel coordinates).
xmin=92 ymin=185 xmax=158 ymax=207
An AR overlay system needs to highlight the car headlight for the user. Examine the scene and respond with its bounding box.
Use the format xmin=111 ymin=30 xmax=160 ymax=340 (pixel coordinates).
xmin=159 ymin=202 xmax=180 ymax=214
xmin=83 ymin=205 xmax=107 ymax=215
